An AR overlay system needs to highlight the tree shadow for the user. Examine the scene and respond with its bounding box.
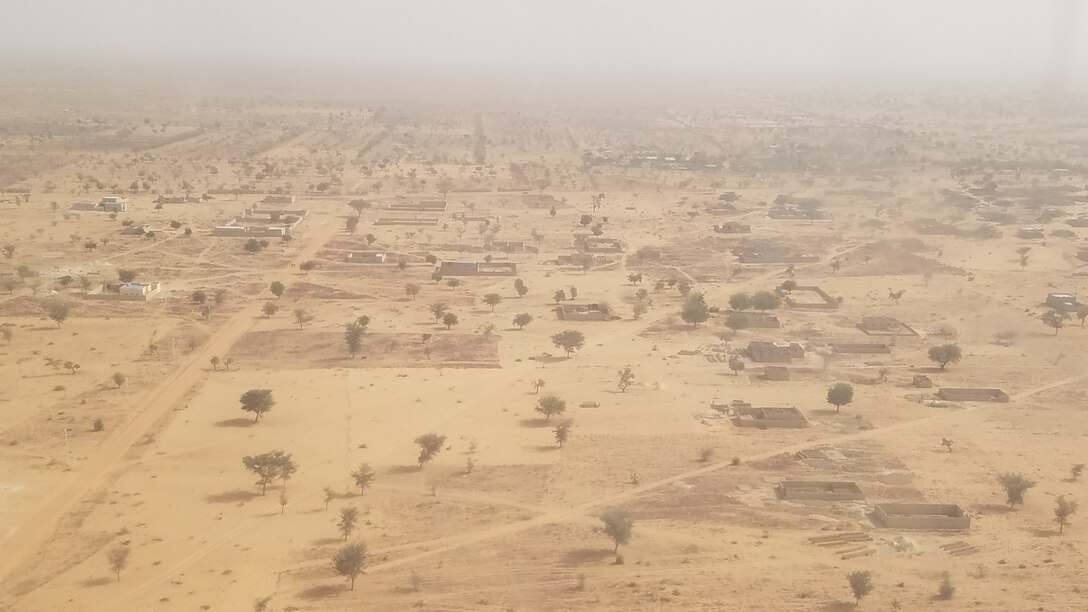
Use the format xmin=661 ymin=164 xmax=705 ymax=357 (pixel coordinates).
xmin=1030 ymin=528 xmax=1059 ymax=538
xmin=80 ymin=577 xmax=112 ymax=588
xmin=820 ymin=601 xmax=855 ymax=612
xmin=312 ymin=537 xmax=342 ymax=546
xmin=561 ymin=548 xmax=614 ymax=566
xmin=298 ymin=583 xmax=343 ymax=600
xmin=532 ymin=445 xmax=559 ymax=452
xmin=530 ymin=355 xmax=567 ymax=364
xmin=205 ymin=490 xmax=260 ymax=504
xmin=972 ymin=503 xmax=1012 ymax=515
xmin=386 ymin=464 xmax=420 ymax=475
xmin=214 ymin=418 xmax=255 ymax=428
xmin=519 ymin=418 xmax=550 ymax=428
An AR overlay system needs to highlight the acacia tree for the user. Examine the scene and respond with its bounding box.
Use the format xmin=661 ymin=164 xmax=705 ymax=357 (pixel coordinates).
xmin=294 ymin=308 xmax=315 ymax=329
xmin=553 ymin=289 xmax=566 ymax=303
xmin=270 ymin=281 xmax=285 ymax=298
xmin=337 ymin=507 xmax=360 ymax=540
xmin=348 ymin=199 xmax=369 ymax=216
xmin=262 ymin=302 xmax=279 ymax=317
xmin=404 ymin=283 xmax=422 ymax=300
xmin=1042 ymin=310 xmax=1067 ymax=335
xmin=107 ymin=546 xmax=130 ymax=582
xmin=240 ymin=389 xmax=275 ymax=422
xmin=46 ymin=301 xmax=70 ymax=327
xmin=442 ymin=312 xmax=459 ymax=329
xmin=531 ymin=378 xmax=545 ymax=394
xmin=332 ymin=542 xmax=367 ymax=590
xmin=997 ymin=472 xmax=1037 ymax=509
xmin=278 ymin=453 xmax=298 ymax=488
xmin=681 ymin=292 xmax=709 ymax=327
xmin=536 ymin=395 xmax=567 ymax=421
xmin=112 ymin=372 xmax=127 ymax=388
xmin=617 ymin=366 xmax=635 ymax=392
xmin=351 ymin=463 xmax=375 ymax=495
xmin=514 ymin=278 xmax=528 ymax=297
xmin=726 ymin=312 xmax=749 ymax=333
xmin=826 ymin=382 xmax=854 ymax=413
xmin=435 ymin=177 xmax=454 ymax=202
xmin=1055 ymin=495 xmax=1078 ymax=533
xmin=513 ymin=313 xmax=533 ymax=329
xmin=751 ymin=291 xmax=781 ymax=312
xmin=1074 ymin=305 xmax=1088 ymax=327
xmin=483 ymin=293 xmax=503 ymax=312
xmin=600 ymin=508 xmax=633 ymax=553
xmin=927 ymin=344 xmax=962 ymax=370
xmin=345 ymin=317 xmax=368 ymax=357
xmin=728 ymin=355 xmax=745 ymax=376
xmin=554 ymin=421 xmax=573 ymax=448
xmin=848 ymin=570 xmax=873 ymax=605
xmin=242 ymin=450 xmax=293 ymax=494
xmin=429 ymin=302 xmax=449 ymax=322
xmin=1072 ymin=463 xmax=1086 ymax=482
xmin=415 ymin=433 xmax=447 ymax=468
xmin=552 ymin=330 xmax=585 ymax=357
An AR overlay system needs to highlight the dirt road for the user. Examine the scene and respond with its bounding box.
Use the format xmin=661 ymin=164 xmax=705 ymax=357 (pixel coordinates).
xmin=0 ymin=216 xmax=336 ymax=590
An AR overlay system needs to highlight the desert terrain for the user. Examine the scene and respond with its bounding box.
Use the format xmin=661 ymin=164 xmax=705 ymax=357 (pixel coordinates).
xmin=1 ymin=74 xmax=1088 ymax=612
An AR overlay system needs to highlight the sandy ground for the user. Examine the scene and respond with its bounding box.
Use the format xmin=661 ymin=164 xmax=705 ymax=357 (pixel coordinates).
xmin=2 ymin=84 xmax=1088 ymax=612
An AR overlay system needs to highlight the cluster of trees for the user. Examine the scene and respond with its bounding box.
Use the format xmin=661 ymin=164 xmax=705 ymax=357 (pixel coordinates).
xmin=344 ymin=316 xmax=370 ymax=357
xmin=728 ymin=291 xmax=781 ymax=313
xmin=1040 ymin=308 xmax=1087 ymax=335
xmin=244 ymin=238 xmax=271 ymax=253
xmin=209 ymin=356 xmax=235 ymax=371
xmin=848 ymin=566 xmax=958 ymax=605
xmin=428 ymin=302 xmax=460 ymax=329
xmin=995 ymin=470 xmax=1079 ymax=533
xmin=242 ymin=450 xmax=296 ymax=494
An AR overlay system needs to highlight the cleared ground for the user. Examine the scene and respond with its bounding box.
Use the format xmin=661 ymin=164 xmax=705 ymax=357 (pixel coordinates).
xmin=1 ymin=79 xmax=1088 ymax=612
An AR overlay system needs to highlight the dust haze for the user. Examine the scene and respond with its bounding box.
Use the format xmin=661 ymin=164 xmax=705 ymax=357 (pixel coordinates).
xmin=2 ymin=2 xmax=1088 ymax=611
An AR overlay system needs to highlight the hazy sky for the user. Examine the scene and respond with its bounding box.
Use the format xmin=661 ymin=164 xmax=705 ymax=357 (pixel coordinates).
xmin=2 ymin=0 xmax=1086 ymax=84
